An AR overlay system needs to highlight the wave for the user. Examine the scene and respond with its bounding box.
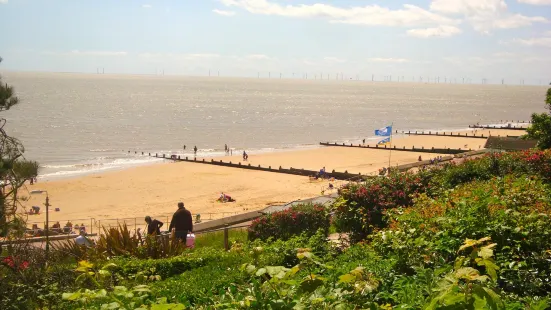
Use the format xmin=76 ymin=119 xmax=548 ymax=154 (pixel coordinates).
xmin=39 ymin=156 xmax=165 ymax=180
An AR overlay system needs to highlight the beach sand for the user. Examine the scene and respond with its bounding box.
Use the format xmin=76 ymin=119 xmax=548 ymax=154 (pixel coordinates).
xmin=21 ymin=129 xmax=525 ymax=229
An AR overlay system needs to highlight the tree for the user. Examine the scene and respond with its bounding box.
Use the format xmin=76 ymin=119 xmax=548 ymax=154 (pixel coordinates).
xmin=0 ymin=57 xmax=39 ymax=237
xmin=525 ymin=87 xmax=551 ymax=150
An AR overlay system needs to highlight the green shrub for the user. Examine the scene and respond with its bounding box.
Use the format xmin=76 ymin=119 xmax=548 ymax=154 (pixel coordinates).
xmin=376 ymin=175 xmax=551 ymax=298
xmin=111 ymin=247 xmax=228 ymax=279
xmin=248 ymin=203 xmax=330 ymax=241
xmin=333 ymin=150 xmax=551 ymax=243
xmin=151 ymin=253 xmax=249 ymax=306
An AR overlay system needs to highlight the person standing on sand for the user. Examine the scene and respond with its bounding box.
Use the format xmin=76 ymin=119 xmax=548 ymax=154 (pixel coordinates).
xmin=194 ymin=146 xmax=198 ymax=155
xmin=169 ymin=202 xmax=193 ymax=244
xmin=145 ymin=216 xmax=163 ymax=235
xmin=184 ymin=145 xmax=186 ymax=150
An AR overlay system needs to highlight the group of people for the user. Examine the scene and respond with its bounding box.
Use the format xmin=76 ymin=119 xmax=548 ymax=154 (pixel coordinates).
xmin=144 ymin=201 xmax=194 ymax=244
xmin=183 ymin=145 xmax=199 ymax=155
xmin=378 ymin=167 xmax=389 ymax=176
xmin=27 ymin=221 xmax=87 ymax=237
xmin=418 ymin=155 xmax=445 ymax=164
xmin=224 ymin=144 xmax=233 ymax=155
xmin=217 ymin=192 xmax=235 ymax=203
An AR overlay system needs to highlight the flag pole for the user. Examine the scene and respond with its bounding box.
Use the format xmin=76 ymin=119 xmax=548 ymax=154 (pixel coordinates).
xmin=388 ymin=122 xmax=394 ymax=171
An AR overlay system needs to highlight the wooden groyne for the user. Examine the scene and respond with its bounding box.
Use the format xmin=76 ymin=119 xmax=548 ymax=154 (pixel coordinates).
xmin=397 ymin=130 xmax=488 ymax=139
xmin=468 ymin=125 xmax=527 ymax=130
xmin=128 ymin=151 xmax=371 ymax=181
xmin=320 ymin=142 xmax=470 ymax=155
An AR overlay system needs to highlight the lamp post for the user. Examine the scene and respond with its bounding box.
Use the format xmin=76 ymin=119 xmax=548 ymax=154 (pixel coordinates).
xmin=30 ymin=190 xmax=50 ymax=257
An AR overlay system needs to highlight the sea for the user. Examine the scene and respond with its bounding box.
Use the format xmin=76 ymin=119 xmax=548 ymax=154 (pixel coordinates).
xmin=1 ymin=71 xmax=547 ymax=180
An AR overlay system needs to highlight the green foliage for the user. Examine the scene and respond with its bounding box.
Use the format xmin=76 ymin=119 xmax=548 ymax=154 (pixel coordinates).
xmin=427 ymin=237 xmax=504 ymax=309
xmin=111 ymin=247 xmax=230 ymax=279
xmin=380 ymin=175 xmax=551 ymax=298
xmin=248 ymin=203 xmax=330 ymax=241
xmin=524 ymin=87 xmax=551 ymax=149
xmin=333 ymin=150 xmax=551 ymax=242
xmin=526 ymin=112 xmax=551 ymax=149
xmin=0 ymin=57 xmax=20 ymax=110
xmin=194 ymin=227 xmax=247 ymax=249
xmin=13 ymin=160 xmax=39 ymax=179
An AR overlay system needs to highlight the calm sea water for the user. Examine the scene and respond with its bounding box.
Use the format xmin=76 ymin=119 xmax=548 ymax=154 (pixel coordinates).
xmin=1 ymin=72 xmax=547 ymax=179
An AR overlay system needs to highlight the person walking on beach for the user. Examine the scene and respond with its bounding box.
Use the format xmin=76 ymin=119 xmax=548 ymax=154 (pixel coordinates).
xmin=145 ymin=216 xmax=163 ymax=235
xmin=225 ymin=144 xmax=228 ymax=154
xmin=169 ymin=202 xmax=193 ymax=244
xmin=183 ymin=145 xmax=186 ymax=150
xmin=194 ymin=146 xmax=198 ymax=155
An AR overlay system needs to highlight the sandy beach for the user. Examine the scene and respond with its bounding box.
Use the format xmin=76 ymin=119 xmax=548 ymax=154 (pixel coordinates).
xmin=21 ymin=128 xmax=526 ymax=229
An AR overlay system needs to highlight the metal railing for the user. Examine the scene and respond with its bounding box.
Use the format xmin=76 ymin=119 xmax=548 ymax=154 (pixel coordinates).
xmin=23 ymin=212 xmax=242 ymax=238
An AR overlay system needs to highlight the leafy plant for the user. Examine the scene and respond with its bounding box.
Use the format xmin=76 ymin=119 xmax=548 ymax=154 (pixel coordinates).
xmin=427 ymin=237 xmax=504 ymax=309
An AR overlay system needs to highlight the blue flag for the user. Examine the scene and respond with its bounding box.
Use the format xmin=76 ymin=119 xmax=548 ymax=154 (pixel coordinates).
xmin=375 ymin=125 xmax=392 ymax=136
xmin=377 ymin=137 xmax=390 ymax=145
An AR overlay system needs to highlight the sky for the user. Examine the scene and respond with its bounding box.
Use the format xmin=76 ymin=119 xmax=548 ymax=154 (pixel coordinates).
xmin=0 ymin=0 xmax=550 ymax=84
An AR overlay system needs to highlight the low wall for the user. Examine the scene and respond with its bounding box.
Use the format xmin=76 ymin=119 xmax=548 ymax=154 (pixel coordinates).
xmin=143 ymin=153 xmax=370 ymax=181
xmin=193 ymin=211 xmax=262 ymax=233
xmin=320 ymin=142 xmax=469 ymax=155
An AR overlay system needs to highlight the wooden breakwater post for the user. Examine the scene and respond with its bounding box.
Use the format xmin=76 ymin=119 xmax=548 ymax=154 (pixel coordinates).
xmin=224 ymin=225 xmax=229 ymax=251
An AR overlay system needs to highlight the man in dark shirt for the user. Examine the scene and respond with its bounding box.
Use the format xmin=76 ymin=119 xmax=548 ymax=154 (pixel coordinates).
xmin=169 ymin=202 xmax=193 ymax=244
xmin=145 ymin=216 xmax=163 ymax=235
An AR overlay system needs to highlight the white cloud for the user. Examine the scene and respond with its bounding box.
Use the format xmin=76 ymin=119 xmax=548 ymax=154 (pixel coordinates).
xmin=430 ymin=0 xmax=548 ymax=33
xmin=509 ymin=37 xmax=551 ymax=48
xmin=213 ymin=9 xmax=236 ymax=16
xmin=407 ymin=25 xmax=462 ymax=38
xmin=184 ymin=53 xmax=220 ymax=59
xmin=142 ymin=4 xmax=152 ymax=9
xmin=0 ymin=0 xmax=8 ymax=4
xmin=323 ymin=57 xmax=346 ymax=63
xmin=492 ymin=52 xmax=515 ymax=57
xmin=517 ymin=0 xmax=551 ymax=5
xmin=368 ymin=58 xmax=409 ymax=63
xmin=45 ymin=50 xmax=128 ymax=56
xmin=220 ymin=0 xmax=459 ymax=27
xmin=246 ymin=54 xmax=272 ymax=60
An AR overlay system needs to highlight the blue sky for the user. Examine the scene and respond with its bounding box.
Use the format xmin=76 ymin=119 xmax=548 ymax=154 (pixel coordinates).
xmin=0 ymin=0 xmax=550 ymax=84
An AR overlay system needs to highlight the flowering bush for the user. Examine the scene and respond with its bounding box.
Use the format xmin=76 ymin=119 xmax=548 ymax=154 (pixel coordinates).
xmin=332 ymin=170 xmax=432 ymax=242
xmin=248 ymin=203 xmax=330 ymax=241
xmin=333 ymin=150 xmax=551 ymax=243
xmin=2 ymin=256 xmax=29 ymax=271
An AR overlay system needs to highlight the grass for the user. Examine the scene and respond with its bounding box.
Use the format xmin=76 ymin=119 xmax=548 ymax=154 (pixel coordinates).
xmin=194 ymin=227 xmax=248 ymax=249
